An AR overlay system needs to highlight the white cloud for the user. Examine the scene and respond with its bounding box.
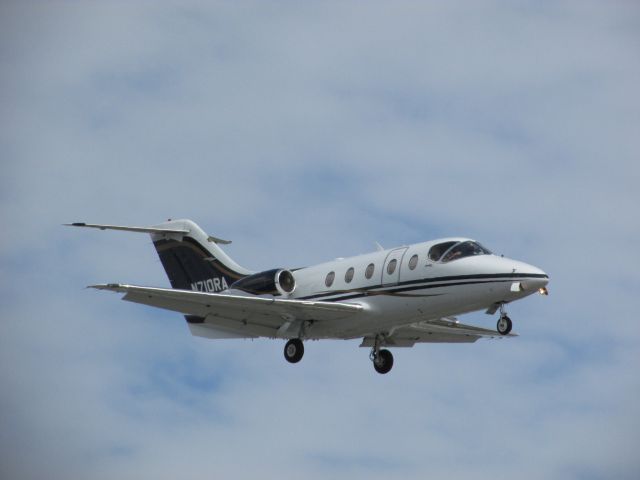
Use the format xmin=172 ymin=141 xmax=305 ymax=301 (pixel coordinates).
xmin=2 ymin=1 xmax=640 ymax=479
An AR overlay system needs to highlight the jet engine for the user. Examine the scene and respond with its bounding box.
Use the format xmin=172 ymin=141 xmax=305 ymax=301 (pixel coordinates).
xmin=230 ymin=268 xmax=296 ymax=296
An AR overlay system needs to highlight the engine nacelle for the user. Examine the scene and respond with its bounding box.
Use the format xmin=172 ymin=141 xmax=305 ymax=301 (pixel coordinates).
xmin=230 ymin=268 xmax=296 ymax=296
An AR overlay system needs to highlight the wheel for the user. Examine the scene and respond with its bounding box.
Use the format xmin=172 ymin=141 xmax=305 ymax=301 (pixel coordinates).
xmin=497 ymin=315 xmax=513 ymax=335
xmin=284 ymin=339 xmax=304 ymax=363
xmin=373 ymin=349 xmax=394 ymax=374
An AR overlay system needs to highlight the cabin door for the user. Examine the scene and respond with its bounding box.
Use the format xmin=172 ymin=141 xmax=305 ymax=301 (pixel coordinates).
xmin=381 ymin=247 xmax=408 ymax=285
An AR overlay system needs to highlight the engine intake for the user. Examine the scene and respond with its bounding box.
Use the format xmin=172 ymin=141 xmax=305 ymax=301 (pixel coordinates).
xmin=230 ymin=268 xmax=296 ymax=296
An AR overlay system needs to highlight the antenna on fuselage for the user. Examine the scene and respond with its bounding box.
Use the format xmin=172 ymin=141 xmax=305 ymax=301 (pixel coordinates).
xmin=374 ymin=241 xmax=384 ymax=252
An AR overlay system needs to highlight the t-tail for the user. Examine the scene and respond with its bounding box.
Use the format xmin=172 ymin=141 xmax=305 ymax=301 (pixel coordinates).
xmin=65 ymin=219 xmax=252 ymax=292
xmin=150 ymin=219 xmax=252 ymax=292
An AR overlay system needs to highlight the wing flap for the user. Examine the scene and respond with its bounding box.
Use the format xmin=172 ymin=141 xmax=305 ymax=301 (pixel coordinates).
xmin=187 ymin=322 xmax=257 ymax=340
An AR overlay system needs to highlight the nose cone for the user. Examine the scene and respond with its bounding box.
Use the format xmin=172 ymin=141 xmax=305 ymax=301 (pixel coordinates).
xmin=512 ymin=260 xmax=549 ymax=291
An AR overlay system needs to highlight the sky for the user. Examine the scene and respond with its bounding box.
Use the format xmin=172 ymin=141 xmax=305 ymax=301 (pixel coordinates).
xmin=1 ymin=1 xmax=639 ymax=479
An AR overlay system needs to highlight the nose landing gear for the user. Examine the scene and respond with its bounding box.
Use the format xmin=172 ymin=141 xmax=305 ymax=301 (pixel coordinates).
xmin=496 ymin=304 xmax=513 ymax=335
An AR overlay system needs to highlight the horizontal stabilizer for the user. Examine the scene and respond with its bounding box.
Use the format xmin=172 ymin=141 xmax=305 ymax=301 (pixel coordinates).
xmin=64 ymin=222 xmax=190 ymax=235
xmin=207 ymin=236 xmax=232 ymax=245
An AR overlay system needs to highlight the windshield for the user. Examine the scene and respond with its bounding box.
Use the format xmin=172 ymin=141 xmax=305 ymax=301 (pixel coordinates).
xmin=428 ymin=241 xmax=458 ymax=262
xmin=441 ymin=241 xmax=492 ymax=263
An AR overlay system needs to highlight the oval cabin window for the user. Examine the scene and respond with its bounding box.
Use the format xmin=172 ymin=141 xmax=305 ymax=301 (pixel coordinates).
xmin=325 ymin=271 xmax=335 ymax=287
xmin=387 ymin=259 xmax=397 ymax=275
xmin=408 ymin=254 xmax=418 ymax=270
xmin=365 ymin=263 xmax=375 ymax=279
xmin=345 ymin=267 xmax=354 ymax=283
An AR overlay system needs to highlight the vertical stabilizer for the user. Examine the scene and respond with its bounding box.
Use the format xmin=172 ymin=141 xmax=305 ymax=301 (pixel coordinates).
xmin=150 ymin=219 xmax=252 ymax=292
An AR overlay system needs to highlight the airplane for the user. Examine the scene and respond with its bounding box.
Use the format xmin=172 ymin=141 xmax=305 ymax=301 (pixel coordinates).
xmin=66 ymin=219 xmax=549 ymax=374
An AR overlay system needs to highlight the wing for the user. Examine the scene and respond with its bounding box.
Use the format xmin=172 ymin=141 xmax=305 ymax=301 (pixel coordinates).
xmin=90 ymin=283 xmax=363 ymax=339
xmin=360 ymin=317 xmax=515 ymax=348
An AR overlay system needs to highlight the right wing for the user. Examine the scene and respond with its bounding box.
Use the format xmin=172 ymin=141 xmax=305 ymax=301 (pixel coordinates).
xmin=360 ymin=317 xmax=515 ymax=347
xmin=91 ymin=283 xmax=363 ymax=338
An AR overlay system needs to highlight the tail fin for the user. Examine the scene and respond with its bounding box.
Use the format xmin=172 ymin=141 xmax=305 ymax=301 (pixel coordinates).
xmin=66 ymin=219 xmax=252 ymax=291
xmin=150 ymin=219 xmax=251 ymax=292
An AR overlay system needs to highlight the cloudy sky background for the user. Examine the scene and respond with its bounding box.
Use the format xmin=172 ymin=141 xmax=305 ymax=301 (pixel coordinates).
xmin=1 ymin=1 xmax=639 ymax=479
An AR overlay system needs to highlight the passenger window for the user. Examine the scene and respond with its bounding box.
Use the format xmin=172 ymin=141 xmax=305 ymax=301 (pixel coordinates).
xmin=345 ymin=267 xmax=354 ymax=283
xmin=325 ymin=271 xmax=335 ymax=287
xmin=365 ymin=263 xmax=375 ymax=279
xmin=387 ymin=259 xmax=397 ymax=275
xmin=428 ymin=241 xmax=458 ymax=262
xmin=408 ymin=254 xmax=418 ymax=270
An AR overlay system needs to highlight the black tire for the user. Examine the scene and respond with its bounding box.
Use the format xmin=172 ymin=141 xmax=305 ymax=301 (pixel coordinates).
xmin=373 ymin=349 xmax=394 ymax=374
xmin=497 ymin=315 xmax=513 ymax=335
xmin=284 ymin=339 xmax=304 ymax=363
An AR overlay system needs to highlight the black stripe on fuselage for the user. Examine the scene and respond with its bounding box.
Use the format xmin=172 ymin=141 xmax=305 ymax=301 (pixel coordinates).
xmin=298 ymin=273 xmax=548 ymax=302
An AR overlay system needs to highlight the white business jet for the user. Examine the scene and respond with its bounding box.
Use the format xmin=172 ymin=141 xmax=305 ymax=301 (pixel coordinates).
xmin=67 ymin=219 xmax=549 ymax=374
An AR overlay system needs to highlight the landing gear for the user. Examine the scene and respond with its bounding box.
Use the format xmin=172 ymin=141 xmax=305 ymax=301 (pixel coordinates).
xmin=373 ymin=349 xmax=394 ymax=374
xmin=284 ymin=339 xmax=304 ymax=363
xmin=497 ymin=304 xmax=513 ymax=335
xmin=497 ymin=315 xmax=512 ymax=335
xmin=370 ymin=335 xmax=394 ymax=374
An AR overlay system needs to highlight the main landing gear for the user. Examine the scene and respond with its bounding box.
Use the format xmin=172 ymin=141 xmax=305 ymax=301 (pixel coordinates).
xmin=370 ymin=335 xmax=394 ymax=374
xmin=497 ymin=304 xmax=513 ymax=335
xmin=284 ymin=337 xmax=394 ymax=374
xmin=284 ymin=338 xmax=304 ymax=363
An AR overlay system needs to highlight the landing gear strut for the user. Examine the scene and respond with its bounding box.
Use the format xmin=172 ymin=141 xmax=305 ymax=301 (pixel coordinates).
xmin=284 ymin=339 xmax=304 ymax=363
xmin=369 ymin=335 xmax=394 ymax=374
xmin=497 ymin=304 xmax=513 ymax=335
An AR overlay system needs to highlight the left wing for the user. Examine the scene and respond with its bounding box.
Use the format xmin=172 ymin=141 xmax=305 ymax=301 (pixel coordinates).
xmin=90 ymin=283 xmax=363 ymax=338
xmin=360 ymin=317 xmax=515 ymax=348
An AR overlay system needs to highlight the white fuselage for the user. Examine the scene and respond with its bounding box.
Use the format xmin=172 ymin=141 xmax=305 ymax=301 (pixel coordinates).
xmin=287 ymin=238 xmax=548 ymax=339
xmin=69 ymin=220 xmax=550 ymax=373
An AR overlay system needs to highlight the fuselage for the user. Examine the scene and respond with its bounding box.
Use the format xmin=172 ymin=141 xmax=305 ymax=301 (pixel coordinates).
xmin=288 ymin=238 xmax=548 ymax=339
xmin=69 ymin=219 xmax=550 ymax=374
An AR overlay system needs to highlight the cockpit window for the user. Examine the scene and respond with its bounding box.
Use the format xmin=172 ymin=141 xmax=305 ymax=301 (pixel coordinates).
xmin=428 ymin=241 xmax=458 ymax=262
xmin=441 ymin=241 xmax=492 ymax=263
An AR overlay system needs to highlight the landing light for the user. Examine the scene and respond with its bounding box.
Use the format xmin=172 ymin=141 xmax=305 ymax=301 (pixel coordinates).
xmin=539 ymin=287 xmax=549 ymax=296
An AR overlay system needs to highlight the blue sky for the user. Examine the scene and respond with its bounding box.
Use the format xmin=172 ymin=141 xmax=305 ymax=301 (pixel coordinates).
xmin=1 ymin=1 xmax=639 ymax=479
